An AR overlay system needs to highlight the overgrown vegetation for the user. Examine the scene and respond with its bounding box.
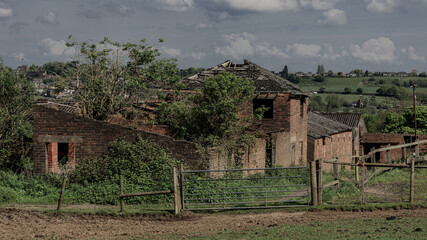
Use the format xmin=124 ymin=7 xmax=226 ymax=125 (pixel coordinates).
xmin=156 ymin=72 xmax=265 ymax=168
xmin=0 ymin=57 xmax=34 ymax=173
xmin=62 ymin=37 xmax=179 ymax=120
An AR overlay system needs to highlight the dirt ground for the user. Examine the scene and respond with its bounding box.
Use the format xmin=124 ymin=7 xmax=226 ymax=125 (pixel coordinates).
xmin=0 ymin=206 xmax=426 ymax=239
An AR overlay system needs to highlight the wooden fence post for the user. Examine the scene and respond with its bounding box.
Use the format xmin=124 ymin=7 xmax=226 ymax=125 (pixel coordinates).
xmin=180 ymin=163 xmax=184 ymax=210
xmin=57 ymin=174 xmax=67 ymax=211
xmin=317 ymin=159 xmax=323 ymax=205
xmin=355 ymin=156 xmax=360 ymax=183
xmin=402 ymin=141 xmax=407 ymax=163
xmin=173 ymin=166 xmax=181 ymax=215
xmin=120 ymin=175 xmax=124 ymax=213
xmin=410 ymin=157 xmax=415 ymax=203
xmin=360 ymin=166 xmax=366 ymax=205
xmin=386 ymin=144 xmax=391 ymax=163
xmin=310 ymin=160 xmax=318 ymax=206
xmin=333 ymin=160 xmax=339 ymax=180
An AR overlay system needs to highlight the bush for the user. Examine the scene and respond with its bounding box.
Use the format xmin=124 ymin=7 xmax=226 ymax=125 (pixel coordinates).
xmin=71 ymin=136 xmax=179 ymax=192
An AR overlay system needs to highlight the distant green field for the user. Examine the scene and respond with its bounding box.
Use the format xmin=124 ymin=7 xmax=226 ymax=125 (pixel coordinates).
xmin=299 ymin=76 xmax=427 ymax=94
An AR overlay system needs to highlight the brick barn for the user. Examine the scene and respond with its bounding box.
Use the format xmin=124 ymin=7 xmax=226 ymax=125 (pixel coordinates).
xmin=32 ymin=60 xmax=310 ymax=174
xmin=181 ymin=60 xmax=310 ymax=168
xmin=307 ymin=112 xmax=353 ymax=172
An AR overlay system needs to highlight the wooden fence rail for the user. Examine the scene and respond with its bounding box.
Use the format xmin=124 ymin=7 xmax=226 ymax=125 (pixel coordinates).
xmin=317 ymin=139 xmax=426 ymax=205
xmin=119 ymin=166 xmax=182 ymax=215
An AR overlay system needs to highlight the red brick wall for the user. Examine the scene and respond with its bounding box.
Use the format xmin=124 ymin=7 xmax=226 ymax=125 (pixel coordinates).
xmin=33 ymin=104 xmax=203 ymax=174
xmin=361 ymin=133 xmax=427 ymax=162
xmin=308 ymin=130 xmax=353 ymax=172
xmin=239 ymin=93 xmax=309 ymax=168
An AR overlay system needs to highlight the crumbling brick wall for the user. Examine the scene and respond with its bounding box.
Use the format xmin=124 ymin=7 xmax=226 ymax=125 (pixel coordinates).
xmin=33 ymin=104 xmax=203 ymax=174
xmin=307 ymin=130 xmax=353 ymax=172
xmin=361 ymin=133 xmax=427 ymax=163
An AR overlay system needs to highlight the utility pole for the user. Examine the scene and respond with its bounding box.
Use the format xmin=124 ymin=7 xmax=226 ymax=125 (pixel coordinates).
xmin=411 ymin=84 xmax=417 ymax=140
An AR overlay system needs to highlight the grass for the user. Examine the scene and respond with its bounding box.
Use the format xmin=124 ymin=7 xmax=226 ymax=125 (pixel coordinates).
xmin=171 ymin=214 xmax=427 ymax=240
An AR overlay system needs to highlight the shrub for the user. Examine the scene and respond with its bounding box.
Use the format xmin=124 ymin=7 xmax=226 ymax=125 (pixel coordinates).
xmin=71 ymin=136 xmax=179 ymax=192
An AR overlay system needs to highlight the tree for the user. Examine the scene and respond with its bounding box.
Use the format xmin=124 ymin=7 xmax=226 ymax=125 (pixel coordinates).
xmin=0 ymin=58 xmax=34 ymax=172
xmin=344 ymin=87 xmax=352 ymax=94
xmin=383 ymin=106 xmax=427 ymax=134
xmin=316 ymin=65 xmax=325 ymax=75
xmin=356 ymin=88 xmax=363 ymax=93
xmin=313 ymin=75 xmax=325 ymax=82
xmin=66 ymin=37 xmax=179 ymax=120
xmin=327 ymin=70 xmax=334 ymax=77
xmin=309 ymin=95 xmax=325 ymax=111
xmin=156 ymin=72 xmax=260 ymax=147
xmin=280 ymin=65 xmax=288 ymax=78
xmin=319 ymin=86 xmax=326 ymax=93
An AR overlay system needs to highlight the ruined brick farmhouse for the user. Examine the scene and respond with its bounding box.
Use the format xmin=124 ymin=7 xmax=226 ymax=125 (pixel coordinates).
xmin=33 ymin=60 xmax=310 ymax=174
xmin=31 ymin=59 xmax=424 ymax=175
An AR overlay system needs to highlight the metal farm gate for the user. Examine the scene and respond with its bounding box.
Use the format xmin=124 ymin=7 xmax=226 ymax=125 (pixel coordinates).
xmin=181 ymin=167 xmax=310 ymax=210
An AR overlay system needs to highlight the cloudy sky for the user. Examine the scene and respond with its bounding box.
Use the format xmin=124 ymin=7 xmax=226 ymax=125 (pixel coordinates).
xmin=1 ymin=0 xmax=427 ymax=73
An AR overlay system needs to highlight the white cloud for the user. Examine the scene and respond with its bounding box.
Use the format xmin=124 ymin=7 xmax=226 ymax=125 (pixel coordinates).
xmin=215 ymin=32 xmax=288 ymax=59
xmin=155 ymin=0 xmax=194 ymax=11
xmin=188 ymin=51 xmax=206 ymax=60
xmin=212 ymin=0 xmax=299 ymax=12
xmin=406 ymin=46 xmax=426 ymax=62
xmin=316 ymin=9 xmax=347 ymax=25
xmin=13 ymin=52 xmax=26 ymax=62
xmin=255 ymin=42 xmax=289 ymax=58
xmin=364 ymin=0 xmax=399 ymax=13
xmin=39 ymin=38 xmax=76 ymax=57
xmin=35 ymin=12 xmax=59 ymax=25
xmin=299 ymin=0 xmax=341 ymax=10
xmin=161 ymin=46 xmax=181 ymax=57
xmin=321 ymin=44 xmax=341 ymax=60
xmin=104 ymin=3 xmax=134 ymax=15
xmin=161 ymin=46 xmax=207 ymax=60
xmin=349 ymin=37 xmax=396 ymax=63
xmin=215 ymin=32 xmax=256 ymax=59
xmin=286 ymin=43 xmax=321 ymax=58
xmin=0 ymin=5 xmax=12 ymax=19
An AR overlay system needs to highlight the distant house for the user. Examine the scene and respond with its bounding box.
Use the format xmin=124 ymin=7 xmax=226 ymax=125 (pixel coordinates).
xmin=307 ymin=112 xmax=353 ymax=172
xmin=396 ymin=72 xmax=408 ymax=77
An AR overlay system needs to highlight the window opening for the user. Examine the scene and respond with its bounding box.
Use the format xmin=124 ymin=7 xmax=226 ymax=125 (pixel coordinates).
xmin=253 ymin=99 xmax=274 ymax=119
xmin=58 ymin=143 xmax=69 ymax=169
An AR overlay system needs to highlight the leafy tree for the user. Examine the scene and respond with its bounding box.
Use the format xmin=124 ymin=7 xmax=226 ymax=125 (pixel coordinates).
xmin=356 ymin=88 xmax=363 ymax=93
xmin=65 ymin=37 xmax=179 ymax=120
xmin=313 ymin=75 xmax=325 ymax=82
xmin=344 ymin=87 xmax=352 ymax=94
xmin=316 ymin=65 xmax=325 ymax=75
xmin=288 ymin=74 xmax=300 ymax=83
xmin=376 ymin=85 xmax=409 ymax=100
xmin=383 ymin=106 xmax=427 ymax=134
xmin=325 ymin=94 xmax=341 ymax=110
xmin=156 ymin=72 xmax=260 ymax=147
xmin=319 ymin=86 xmax=326 ymax=93
xmin=280 ymin=65 xmax=288 ymax=78
xmin=0 ymin=58 xmax=34 ymax=172
xmin=327 ymin=70 xmax=334 ymax=77
xmin=309 ymin=95 xmax=325 ymax=111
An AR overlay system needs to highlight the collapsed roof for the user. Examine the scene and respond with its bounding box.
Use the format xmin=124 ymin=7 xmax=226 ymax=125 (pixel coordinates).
xmin=182 ymin=60 xmax=309 ymax=96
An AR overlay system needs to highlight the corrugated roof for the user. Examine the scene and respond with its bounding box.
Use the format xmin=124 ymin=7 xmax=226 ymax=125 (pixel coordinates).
xmin=318 ymin=112 xmax=362 ymax=129
xmin=308 ymin=112 xmax=353 ymax=139
xmin=182 ymin=60 xmax=309 ymax=96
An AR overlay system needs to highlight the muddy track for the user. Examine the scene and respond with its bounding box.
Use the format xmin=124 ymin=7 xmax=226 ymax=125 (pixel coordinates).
xmin=1 ymin=207 xmax=426 ymax=239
